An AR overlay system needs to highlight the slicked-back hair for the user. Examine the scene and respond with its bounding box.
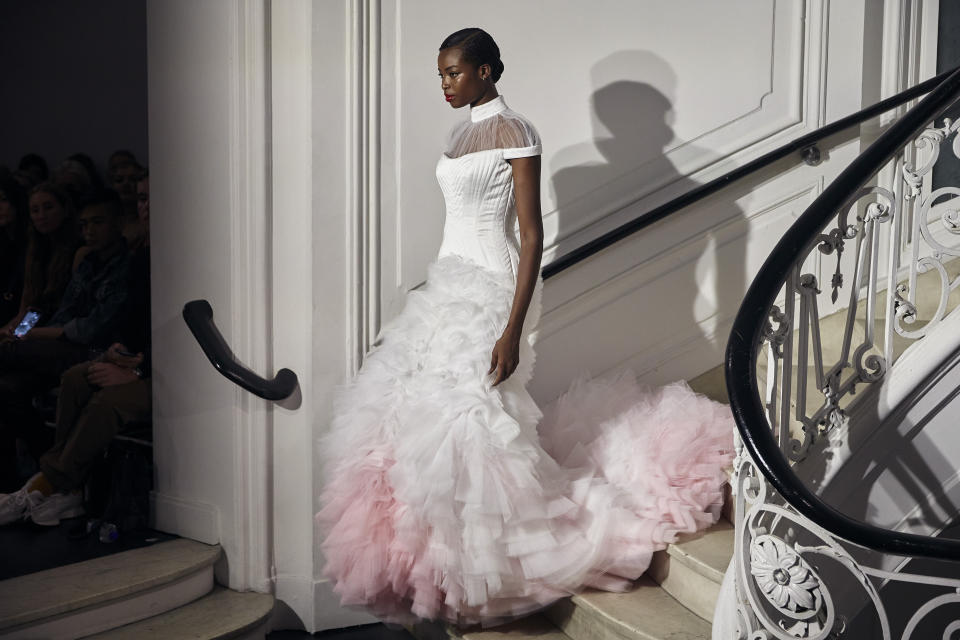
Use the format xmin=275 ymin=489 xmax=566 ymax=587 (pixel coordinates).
xmin=439 ymin=28 xmax=504 ymax=83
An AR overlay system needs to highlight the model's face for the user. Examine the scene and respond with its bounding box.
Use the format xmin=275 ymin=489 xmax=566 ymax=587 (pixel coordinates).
xmin=438 ymin=47 xmax=488 ymax=109
xmin=0 ymin=191 xmax=15 ymax=228
xmin=29 ymin=191 xmax=66 ymax=235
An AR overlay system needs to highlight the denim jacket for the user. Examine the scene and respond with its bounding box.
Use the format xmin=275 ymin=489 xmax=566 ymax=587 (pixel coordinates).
xmin=47 ymin=244 xmax=130 ymax=347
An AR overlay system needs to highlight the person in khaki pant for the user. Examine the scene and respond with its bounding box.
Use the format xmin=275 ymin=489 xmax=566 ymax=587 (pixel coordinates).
xmin=0 ymin=342 xmax=150 ymax=526
xmin=38 ymin=345 xmax=151 ymax=505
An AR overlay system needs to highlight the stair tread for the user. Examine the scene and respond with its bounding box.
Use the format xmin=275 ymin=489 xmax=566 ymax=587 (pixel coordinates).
xmin=410 ymin=614 xmax=569 ymax=640
xmin=0 ymin=538 xmax=220 ymax=631
xmin=458 ymin=614 xmax=570 ymax=639
xmin=555 ymin=576 xmax=711 ymax=640
xmin=86 ymin=585 xmax=274 ymax=639
xmin=665 ymin=519 xmax=733 ymax=585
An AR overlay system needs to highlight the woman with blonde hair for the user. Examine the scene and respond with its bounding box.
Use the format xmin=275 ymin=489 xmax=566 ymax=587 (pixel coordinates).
xmin=0 ymin=182 xmax=80 ymax=339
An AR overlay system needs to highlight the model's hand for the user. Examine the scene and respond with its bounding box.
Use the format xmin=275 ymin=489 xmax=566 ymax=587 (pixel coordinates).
xmin=488 ymin=329 xmax=521 ymax=386
xmin=105 ymin=343 xmax=144 ymax=369
xmin=0 ymin=327 xmax=13 ymax=343
xmin=87 ymin=362 xmax=140 ymax=387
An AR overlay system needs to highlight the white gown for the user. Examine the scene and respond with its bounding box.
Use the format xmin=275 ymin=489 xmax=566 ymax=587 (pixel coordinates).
xmin=315 ymin=94 xmax=734 ymax=628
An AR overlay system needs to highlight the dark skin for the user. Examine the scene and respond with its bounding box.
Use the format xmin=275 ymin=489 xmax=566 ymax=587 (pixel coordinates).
xmin=438 ymin=47 xmax=544 ymax=387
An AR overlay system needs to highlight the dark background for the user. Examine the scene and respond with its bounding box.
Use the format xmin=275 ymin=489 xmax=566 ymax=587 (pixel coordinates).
xmin=0 ymin=0 xmax=148 ymax=176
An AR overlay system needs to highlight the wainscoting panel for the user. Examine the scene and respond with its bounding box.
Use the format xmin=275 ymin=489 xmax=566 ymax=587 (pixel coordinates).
xmin=377 ymin=0 xmax=825 ymax=321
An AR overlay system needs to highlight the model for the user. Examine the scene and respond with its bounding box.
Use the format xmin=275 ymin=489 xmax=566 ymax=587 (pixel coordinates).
xmin=316 ymin=27 xmax=734 ymax=629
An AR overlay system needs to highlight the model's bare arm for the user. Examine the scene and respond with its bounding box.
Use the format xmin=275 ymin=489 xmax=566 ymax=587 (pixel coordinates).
xmin=488 ymin=154 xmax=543 ymax=386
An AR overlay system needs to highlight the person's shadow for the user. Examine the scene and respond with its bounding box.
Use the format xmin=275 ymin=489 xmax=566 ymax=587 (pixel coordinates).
xmin=532 ymin=51 xmax=750 ymax=400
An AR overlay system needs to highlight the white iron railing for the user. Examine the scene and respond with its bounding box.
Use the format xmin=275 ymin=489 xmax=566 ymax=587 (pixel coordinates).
xmin=732 ymin=113 xmax=960 ymax=639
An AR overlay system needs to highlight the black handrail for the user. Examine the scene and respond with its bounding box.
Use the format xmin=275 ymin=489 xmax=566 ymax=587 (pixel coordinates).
xmin=183 ymin=299 xmax=298 ymax=401
xmin=725 ymin=67 xmax=960 ymax=560
xmin=543 ymin=65 xmax=960 ymax=280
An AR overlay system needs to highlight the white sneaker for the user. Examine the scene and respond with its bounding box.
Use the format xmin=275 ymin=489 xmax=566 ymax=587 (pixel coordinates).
xmin=0 ymin=487 xmax=44 ymax=526
xmin=29 ymin=490 xmax=85 ymax=527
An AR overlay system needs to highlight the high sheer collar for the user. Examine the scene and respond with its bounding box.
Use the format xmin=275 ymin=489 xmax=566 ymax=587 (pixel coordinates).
xmin=470 ymin=95 xmax=507 ymax=122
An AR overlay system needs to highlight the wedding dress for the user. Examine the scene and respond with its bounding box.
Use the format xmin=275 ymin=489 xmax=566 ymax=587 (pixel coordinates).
xmin=315 ymin=94 xmax=734 ymax=628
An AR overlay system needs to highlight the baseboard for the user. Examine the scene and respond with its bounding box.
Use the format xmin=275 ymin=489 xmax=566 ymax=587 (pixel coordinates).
xmin=150 ymin=490 xmax=220 ymax=545
xmin=310 ymin=577 xmax=378 ymax=632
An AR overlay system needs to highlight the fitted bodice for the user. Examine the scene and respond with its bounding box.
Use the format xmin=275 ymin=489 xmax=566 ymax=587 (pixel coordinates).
xmin=434 ymin=95 xmax=542 ymax=280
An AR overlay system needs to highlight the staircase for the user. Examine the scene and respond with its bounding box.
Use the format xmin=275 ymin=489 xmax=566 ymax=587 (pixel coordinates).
xmin=408 ymin=369 xmax=734 ymax=640
xmin=0 ymin=538 xmax=274 ymax=639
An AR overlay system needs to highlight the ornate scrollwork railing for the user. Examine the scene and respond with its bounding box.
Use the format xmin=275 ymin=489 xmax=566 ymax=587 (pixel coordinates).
xmin=726 ymin=67 xmax=960 ymax=639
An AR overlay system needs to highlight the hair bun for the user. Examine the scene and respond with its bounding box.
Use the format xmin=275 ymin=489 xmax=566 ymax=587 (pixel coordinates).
xmin=490 ymin=58 xmax=504 ymax=83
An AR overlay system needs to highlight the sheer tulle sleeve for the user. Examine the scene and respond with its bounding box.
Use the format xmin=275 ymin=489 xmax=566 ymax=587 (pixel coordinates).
xmin=444 ymin=110 xmax=542 ymax=159
xmin=498 ymin=117 xmax=542 ymax=159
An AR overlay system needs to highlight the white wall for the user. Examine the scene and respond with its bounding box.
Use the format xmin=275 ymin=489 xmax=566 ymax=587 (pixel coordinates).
xmin=146 ymin=0 xmax=272 ymax=592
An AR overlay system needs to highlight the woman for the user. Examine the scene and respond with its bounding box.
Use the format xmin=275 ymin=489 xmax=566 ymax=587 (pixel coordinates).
xmin=316 ymin=28 xmax=734 ymax=628
xmin=0 ymin=176 xmax=28 ymax=326
xmin=1 ymin=183 xmax=80 ymax=338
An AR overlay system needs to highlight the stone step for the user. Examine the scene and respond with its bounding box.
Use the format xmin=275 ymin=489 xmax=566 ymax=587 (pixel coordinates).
xmin=647 ymin=520 xmax=733 ymax=622
xmin=0 ymin=538 xmax=220 ymax=639
xmin=411 ymin=614 xmax=570 ymax=640
xmin=87 ymin=585 xmax=275 ymax=639
xmin=544 ymin=577 xmax=711 ymax=640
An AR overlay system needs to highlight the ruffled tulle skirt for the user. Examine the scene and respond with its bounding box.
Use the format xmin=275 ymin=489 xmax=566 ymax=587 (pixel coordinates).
xmin=315 ymin=254 xmax=734 ymax=628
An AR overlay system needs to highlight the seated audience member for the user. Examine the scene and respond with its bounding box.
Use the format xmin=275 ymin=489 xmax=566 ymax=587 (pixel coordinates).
xmin=66 ymin=153 xmax=105 ymax=192
xmin=0 ymin=180 xmax=151 ymax=524
xmin=2 ymin=182 xmax=80 ymax=334
xmin=0 ymin=190 xmax=131 ymax=492
xmin=53 ymin=158 xmax=97 ymax=208
xmin=107 ymin=150 xmax=138 ymax=177
xmin=11 ymin=169 xmax=40 ymax=191
xmin=17 ymin=154 xmax=49 ymax=185
xmin=109 ymin=161 xmax=145 ymax=247
xmin=0 ymin=177 xmax=28 ymax=326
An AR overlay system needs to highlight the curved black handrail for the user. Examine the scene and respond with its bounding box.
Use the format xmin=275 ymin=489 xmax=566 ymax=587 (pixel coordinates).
xmin=725 ymin=67 xmax=960 ymax=560
xmin=183 ymin=299 xmax=298 ymax=401
xmin=543 ymin=65 xmax=960 ymax=280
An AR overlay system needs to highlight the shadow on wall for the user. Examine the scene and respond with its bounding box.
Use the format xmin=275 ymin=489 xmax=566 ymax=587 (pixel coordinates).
xmin=538 ymin=50 xmax=750 ymax=383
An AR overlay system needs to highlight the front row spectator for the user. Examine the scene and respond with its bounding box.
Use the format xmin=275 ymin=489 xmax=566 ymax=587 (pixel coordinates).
xmin=0 ymin=176 xmax=28 ymax=326
xmin=0 ymin=189 xmax=130 ymax=492
xmin=2 ymin=183 xmax=80 ymax=333
xmin=0 ymin=177 xmax=151 ymax=523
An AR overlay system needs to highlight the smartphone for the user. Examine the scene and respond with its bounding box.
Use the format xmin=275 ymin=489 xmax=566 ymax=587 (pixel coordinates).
xmin=13 ymin=310 xmax=41 ymax=338
xmin=116 ymin=348 xmax=138 ymax=358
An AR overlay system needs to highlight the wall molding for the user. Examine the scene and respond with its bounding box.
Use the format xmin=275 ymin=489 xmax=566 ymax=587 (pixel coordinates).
xmin=533 ymin=181 xmax=822 ymax=390
xmin=538 ymin=0 xmax=827 ymax=265
xmin=348 ymin=0 xmax=382 ymax=373
xmin=538 ymin=179 xmax=823 ymax=338
xmin=270 ymin=0 xmax=318 ymax=628
xmin=226 ymin=0 xmax=272 ymax=593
